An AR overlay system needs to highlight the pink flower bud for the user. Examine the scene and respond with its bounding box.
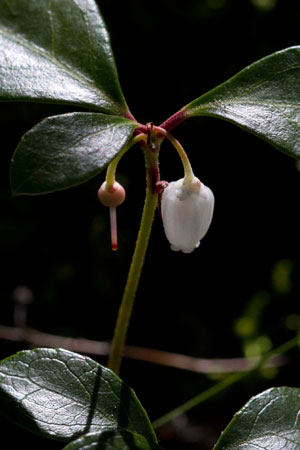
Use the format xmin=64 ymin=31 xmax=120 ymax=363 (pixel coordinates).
xmin=98 ymin=181 xmax=126 ymax=207
xmin=161 ymin=176 xmax=214 ymax=253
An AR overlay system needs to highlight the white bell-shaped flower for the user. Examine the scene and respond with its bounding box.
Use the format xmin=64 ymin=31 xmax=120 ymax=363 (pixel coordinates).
xmin=161 ymin=176 xmax=214 ymax=253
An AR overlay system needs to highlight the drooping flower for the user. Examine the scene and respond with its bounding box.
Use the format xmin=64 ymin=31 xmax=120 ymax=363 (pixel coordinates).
xmin=161 ymin=176 xmax=214 ymax=253
xmin=98 ymin=181 xmax=126 ymax=251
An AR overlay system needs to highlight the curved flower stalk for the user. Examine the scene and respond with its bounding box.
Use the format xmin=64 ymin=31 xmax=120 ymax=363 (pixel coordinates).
xmin=161 ymin=176 xmax=214 ymax=253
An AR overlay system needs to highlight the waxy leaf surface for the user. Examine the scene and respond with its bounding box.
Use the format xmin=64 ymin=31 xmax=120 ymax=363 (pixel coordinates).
xmin=0 ymin=348 xmax=157 ymax=444
xmin=10 ymin=113 xmax=138 ymax=195
xmin=63 ymin=430 xmax=162 ymax=450
xmin=214 ymin=387 xmax=300 ymax=449
xmin=184 ymin=47 xmax=300 ymax=159
xmin=0 ymin=0 xmax=129 ymax=114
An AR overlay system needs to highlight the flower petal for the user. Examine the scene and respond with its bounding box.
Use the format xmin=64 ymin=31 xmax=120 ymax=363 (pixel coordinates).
xmin=161 ymin=177 xmax=214 ymax=253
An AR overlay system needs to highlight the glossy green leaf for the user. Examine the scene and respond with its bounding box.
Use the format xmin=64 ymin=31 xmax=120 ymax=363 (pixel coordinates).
xmin=0 ymin=348 xmax=157 ymax=444
xmin=63 ymin=430 xmax=163 ymax=450
xmin=0 ymin=0 xmax=129 ymax=115
xmin=214 ymin=387 xmax=300 ymax=449
xmin=10 ymin=112 xmax=138 ymax=195
xmin=184 ymin=47 xmax=300 ymax=159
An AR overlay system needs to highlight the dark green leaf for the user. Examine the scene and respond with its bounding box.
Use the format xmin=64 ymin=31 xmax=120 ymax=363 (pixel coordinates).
xmin=0 ymin=0 xmax=129 ymax=115
xmin=0 ymin=348 xmax=157 ymax=444
xmin=10 ymin=113 xmax=138 ymax=195
xmin=184 ymin=47 xmax=300 ymax=159
xmin=63 ymin=430 xmax=163 ymax=450
xmin=214 ymin=387 xmax=300 ymax=449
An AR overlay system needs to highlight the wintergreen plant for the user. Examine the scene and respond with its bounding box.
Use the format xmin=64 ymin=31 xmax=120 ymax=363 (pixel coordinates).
xmin=0 ymin=1 xmax=300 ymax=449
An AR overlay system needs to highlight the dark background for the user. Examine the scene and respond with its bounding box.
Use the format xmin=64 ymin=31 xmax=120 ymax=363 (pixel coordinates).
xmin=1 ymin=0 xmax=300 ymax=448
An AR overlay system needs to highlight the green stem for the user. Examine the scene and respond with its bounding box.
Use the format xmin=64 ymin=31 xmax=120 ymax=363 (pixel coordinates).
xmin=152 ymin=333 xmax=300 ymax=429
xmin=108 ymin=147 xmax=159 ymax=374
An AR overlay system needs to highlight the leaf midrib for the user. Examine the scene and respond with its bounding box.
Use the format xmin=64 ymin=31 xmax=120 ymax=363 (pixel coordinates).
xmin=0 ymin=23 xmax=114 ymax=107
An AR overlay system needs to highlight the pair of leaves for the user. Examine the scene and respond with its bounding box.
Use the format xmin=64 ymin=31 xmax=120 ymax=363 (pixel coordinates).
xmin=1 ymin=348 xmax=300 ymax=449
xmin=0 ymin=348 xmax=160 ymax=449
xmin=1 ymin=0 xmax=300 ymax=195
xmin=0 ymin=0 xmax=137 ymax=195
